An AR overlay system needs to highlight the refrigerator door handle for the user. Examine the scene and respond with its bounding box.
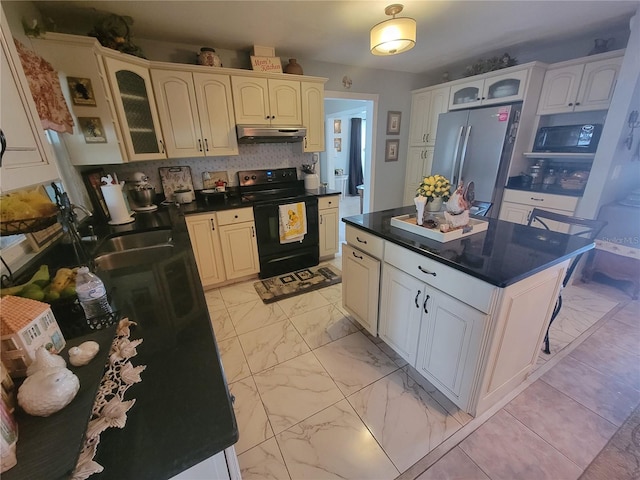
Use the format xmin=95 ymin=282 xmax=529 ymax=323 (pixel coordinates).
xmin=458 ymin=125 xmax=472 ymax=186
xmin=451 ymin=126 xmax=465 ymax=183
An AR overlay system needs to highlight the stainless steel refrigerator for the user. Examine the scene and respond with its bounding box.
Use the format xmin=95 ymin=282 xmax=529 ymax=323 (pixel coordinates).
xmin=432 ymin=103 xmax=521 ymax=218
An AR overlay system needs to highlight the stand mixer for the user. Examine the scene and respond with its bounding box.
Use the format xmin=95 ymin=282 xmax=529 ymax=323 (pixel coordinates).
xmin=128 ymin=172 xmax=158 ymax=212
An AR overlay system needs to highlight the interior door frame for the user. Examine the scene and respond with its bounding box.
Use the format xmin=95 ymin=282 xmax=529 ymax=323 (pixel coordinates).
xmin=324 ymin=91 xmax=378 ymax=214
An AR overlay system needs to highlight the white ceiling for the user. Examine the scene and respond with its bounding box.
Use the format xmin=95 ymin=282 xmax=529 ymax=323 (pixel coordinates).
xmin=28 ymin=1 xmax=638 ymax=74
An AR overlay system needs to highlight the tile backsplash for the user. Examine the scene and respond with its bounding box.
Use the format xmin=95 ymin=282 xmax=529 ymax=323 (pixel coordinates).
xmin=104 ymin=144 xmax=314 ymax=193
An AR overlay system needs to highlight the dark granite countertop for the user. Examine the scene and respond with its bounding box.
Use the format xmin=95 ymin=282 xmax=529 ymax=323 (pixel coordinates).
xmin=343 ymin=206 xmax=594 ymax=287
xmin=10 ymin=204 xmax=238 ymax=479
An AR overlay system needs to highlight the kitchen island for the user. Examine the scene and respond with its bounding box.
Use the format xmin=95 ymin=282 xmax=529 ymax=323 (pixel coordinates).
xmin=341 ymin=206 xmax=594 ymax=416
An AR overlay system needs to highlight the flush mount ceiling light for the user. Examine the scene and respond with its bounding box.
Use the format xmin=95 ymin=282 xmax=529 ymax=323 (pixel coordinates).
xmin=370 ymin=4 xmax=416 ymax=56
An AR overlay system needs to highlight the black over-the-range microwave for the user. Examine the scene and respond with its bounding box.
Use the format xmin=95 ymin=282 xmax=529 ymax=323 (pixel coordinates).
xmin=533 ymin=124 xmax=603 ymax=153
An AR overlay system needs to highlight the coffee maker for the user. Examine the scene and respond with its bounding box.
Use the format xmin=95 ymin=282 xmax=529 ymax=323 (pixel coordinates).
xmin=128 ymin=172 xmax=158 ymax=212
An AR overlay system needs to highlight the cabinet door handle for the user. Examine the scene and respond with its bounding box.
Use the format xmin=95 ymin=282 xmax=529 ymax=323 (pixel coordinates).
xmin=204 ymin=138 xmax=209 ymax=151
xmin=0 ymin=129 xmax=6 ymax=166
xmin=418 ymin=266 xmax=437 ymax=277
xmin=530 ymin=197 xmax=544 ymax=202
xmin=568 ymin=103 xmax=574 ymax=106
xmin=210 ymin=219 xmax=215 ymax=231
xmin=356 ymin=236 xmax=367 ymax=244
xmin=423 ymin=294 xmax=430 ymax=314
xmin=575 ymin=102 xmax=581 ymax=106
xmin=414 ymin=290 xmax=421 ymax=308
xmin=426 ymin=133 xmax=430 ymax=143
xmin=198 ymin=139 xmax=203 ymax=152
xmin=159 ymin=140 xmax=165 ymax=154
xmin=320 ymin=214 xmax=323 ymax=224
xmin=352 ymin=251 xmax=363 ymax=260
xmin=251 ymin=226 xmax=255 ymax=237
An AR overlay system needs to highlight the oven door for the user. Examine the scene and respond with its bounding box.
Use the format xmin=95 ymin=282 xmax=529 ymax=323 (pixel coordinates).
xmin=253 ymin=197 xmax=319 ymax=278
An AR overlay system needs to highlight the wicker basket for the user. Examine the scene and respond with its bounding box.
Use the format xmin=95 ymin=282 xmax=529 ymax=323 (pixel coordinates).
xmin=0 ymin=214 xmax=58 ymax=235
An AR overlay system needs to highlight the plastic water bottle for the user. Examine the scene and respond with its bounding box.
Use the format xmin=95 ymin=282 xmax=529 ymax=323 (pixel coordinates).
xmin=75 ymin=266 xmax=112 ymax=319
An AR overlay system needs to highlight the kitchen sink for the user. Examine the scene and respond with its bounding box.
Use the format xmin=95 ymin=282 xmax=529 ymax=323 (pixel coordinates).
xmin=93 ymin=228 xmax=174 ymax=271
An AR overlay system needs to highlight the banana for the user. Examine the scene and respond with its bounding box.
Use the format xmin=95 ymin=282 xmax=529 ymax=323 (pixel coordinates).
xmin=0 ymin=265 xmax=49 ymax=296
xmin=50 ymin=267 xmax=74 ymax=293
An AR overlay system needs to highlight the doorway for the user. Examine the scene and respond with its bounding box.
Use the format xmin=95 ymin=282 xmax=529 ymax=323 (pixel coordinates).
xmin=321 ymin=91 xmax=377 ymax=246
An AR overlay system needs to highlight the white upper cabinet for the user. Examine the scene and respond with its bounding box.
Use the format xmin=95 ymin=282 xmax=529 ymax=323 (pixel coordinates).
xmin=408 ymin=86 xmax=450 ymax=147
xmin=102 ymin=55 xmax=166 ymax=161
xmin=1 ymin=10 xmax=59 ymax=191
xmin=537 ymin=54 xmax=622 ymax=115
xmin=231 ymin=76 xmax=301 ymax=126
xmin=151 ymin=68 xmax=238 ymax=158
xmin=300 ymin=81 xmax=325 ymax=152
xmin=449 ymin=68 xmax=529 ymax=110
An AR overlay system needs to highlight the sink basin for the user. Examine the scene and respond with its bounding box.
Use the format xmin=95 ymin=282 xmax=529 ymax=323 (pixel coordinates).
xmin=94 ymin=228 xmax=172 ymax=254
xmin=93 ymin=228 xmax=174 ymax=271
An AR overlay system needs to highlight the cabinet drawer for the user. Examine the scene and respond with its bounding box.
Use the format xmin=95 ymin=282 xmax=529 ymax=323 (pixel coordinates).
xmin=502 ymin=189 xmax=579 ymax=212
xmin=217 ymin=207 xmax=254 ymax=225
xmin=346 ymin=225 xmax=384 ymax=259
xmin=384 ymin=241 xmax=495 ymax=313
xmin=318 ymin=195 xmax=340 ymax=210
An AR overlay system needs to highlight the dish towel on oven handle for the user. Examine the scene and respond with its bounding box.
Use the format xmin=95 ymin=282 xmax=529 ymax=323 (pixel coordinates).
xmin=279 ymin=202 xmax=307 ymax=243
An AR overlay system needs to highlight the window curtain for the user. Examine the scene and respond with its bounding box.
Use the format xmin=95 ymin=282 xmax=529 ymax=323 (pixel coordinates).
xmin=348 ymin=118 xmax=363 ymax=195
xmin=14 ymin=39 xmax=74 ymax=134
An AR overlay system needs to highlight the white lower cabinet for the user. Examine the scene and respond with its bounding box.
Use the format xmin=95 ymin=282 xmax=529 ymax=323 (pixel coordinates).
xmin=379 ymin=265 xmax=423 ymax=365
xmin=217 ymin=207 xmax=260 ymax=280
xmin=186 ymin=207 xmax=259 ymax=287
xmin=319 ymin=195 xmax=340 ymax=259
xmin=185 ymin=212 xmax=226 ymax=288
xmin=499 ymin=189 xmax=579 ymax=232
xmin=414 ymin=288 xmax=487 ymax=411
xmin=342 ymin=243 xmax=380 ymax=336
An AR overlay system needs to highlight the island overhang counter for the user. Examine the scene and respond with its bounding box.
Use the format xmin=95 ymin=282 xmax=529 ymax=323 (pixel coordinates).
xmin=341 ymin=206 xmax=594 ymax=416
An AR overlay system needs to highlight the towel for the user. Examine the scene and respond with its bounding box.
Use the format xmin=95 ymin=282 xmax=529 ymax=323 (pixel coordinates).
xmin=279 ymin=202 xmax=307 ymax=244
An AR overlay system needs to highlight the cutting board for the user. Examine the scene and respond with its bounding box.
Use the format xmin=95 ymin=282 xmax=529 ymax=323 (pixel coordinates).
xmin=203 ymin=171 xmax=229 ymax=189
xmin=159 ymin=166 xmax=195 ymax=201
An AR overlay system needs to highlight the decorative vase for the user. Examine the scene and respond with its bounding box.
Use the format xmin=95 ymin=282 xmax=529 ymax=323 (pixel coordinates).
xmin=197 ymin=47 xmax=222 ymax=67
xmin=414 ymin=195 xmax=427 ymax=225
xmin=284 ymin=58 xmax=303 ymax=75
xmin=426 ymin=197 xmax=443 ymax=212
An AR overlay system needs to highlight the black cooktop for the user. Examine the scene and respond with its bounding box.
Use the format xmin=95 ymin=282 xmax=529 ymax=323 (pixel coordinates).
xmin=238 ymin=168 xmax=313 ymax=204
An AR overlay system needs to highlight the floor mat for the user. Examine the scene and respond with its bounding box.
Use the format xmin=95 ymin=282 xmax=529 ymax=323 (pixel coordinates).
xmin=253 ymin=265 xmax=342 ymax=303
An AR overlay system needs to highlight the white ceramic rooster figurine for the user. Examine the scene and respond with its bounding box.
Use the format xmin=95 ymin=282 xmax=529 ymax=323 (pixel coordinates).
xmin=446 ymin=182 xmax=470 ymax=215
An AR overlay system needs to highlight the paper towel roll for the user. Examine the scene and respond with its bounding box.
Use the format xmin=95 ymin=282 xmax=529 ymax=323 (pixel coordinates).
xmin=101 ymin=184 xmax=134 ymax=224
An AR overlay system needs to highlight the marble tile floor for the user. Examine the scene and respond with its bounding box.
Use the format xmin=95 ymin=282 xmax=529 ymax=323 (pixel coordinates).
xmin=204 ymin=255 xmax=638 ymax=480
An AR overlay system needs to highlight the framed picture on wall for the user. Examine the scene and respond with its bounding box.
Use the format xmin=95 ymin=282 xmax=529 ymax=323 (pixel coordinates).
xmin=334 ymin=138 xmax=342 ymax=152
xmin=385 ymin=139 xmax=399 ymax=162
xmin=67 ymin=77 xmax=97 ymax=106
xmin=78 ymin=117 xmax=107 ymax=143
xmin=333 ymin=119 xmax=342 ymax=134
xmin=386 ymin=111 xmax=402 ymax=135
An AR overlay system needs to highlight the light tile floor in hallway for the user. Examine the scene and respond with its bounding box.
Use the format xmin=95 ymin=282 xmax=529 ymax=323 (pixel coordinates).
xmin=205 ymin=226 xmax=638 ymax=479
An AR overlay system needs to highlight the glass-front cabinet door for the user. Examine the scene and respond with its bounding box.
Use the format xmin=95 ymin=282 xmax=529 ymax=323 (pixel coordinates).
xmin=448 ymin=79 xmax=484 ymax=110
xmin=482 ymin=69 xmax=528 ymax=105
xmin=102 ymin=56 xmax=166 ymax=161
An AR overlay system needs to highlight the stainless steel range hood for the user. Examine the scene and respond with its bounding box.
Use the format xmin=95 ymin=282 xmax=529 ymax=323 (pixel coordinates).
xmin=236 ymin=125 xmax=307 ymax=144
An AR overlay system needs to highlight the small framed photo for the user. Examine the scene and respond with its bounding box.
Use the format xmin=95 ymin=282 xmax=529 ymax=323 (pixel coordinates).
xmin=67 ymin=77 xmax=97 ymax=106
xmin=78 ymin=117 xmax=107 ymax=143
xmin=385 ymin=139 xmax=399 ymax=162
xmin=387 ymin=111 xmax=402 ymax=135
xmin=26 ymin=184 xmax=63 ymax=252
xmin=334 ymin=138 xmax=342 ymax=152
xmin=333 ymin=119 xmax=342 ymax=134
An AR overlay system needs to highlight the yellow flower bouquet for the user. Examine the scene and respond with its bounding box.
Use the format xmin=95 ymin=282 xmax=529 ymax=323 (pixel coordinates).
xmin=416 ymin=174 xmax=452 ymax=202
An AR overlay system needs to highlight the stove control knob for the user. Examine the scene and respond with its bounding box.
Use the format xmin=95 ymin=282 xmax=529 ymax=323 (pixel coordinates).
xmin=243 ymin=176 xmax=250 ymax=181
xmin=252 ymin=175 xmax=257 ymax=180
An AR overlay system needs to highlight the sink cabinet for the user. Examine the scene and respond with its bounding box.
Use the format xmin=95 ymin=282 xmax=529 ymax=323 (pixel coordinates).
xmin=151 ymin=68 xmax=238 ymax=158
xmin=231 ymin=76 xmax=301 ymax=126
